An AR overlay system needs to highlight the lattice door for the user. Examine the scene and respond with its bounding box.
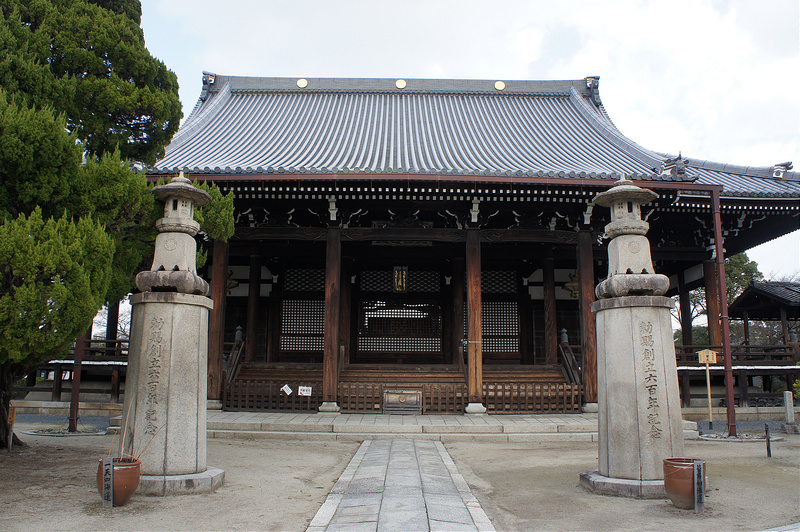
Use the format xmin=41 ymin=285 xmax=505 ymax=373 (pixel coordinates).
xmin=356 ymin=268 xmax=444 ymax=363
xmin=357 ymin=300 xmax=443 ymax=363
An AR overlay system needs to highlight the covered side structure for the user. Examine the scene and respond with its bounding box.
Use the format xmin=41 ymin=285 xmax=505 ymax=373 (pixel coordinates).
xmin=149 ymin=74 xmax=800 ymax=414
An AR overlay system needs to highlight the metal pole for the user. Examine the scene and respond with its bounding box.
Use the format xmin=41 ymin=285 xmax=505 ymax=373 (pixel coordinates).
xmin=711 ymin=188 xmax=737 ymax=437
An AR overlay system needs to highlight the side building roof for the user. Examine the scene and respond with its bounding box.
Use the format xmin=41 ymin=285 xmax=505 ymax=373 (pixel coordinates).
xmin=152 ymin=74 xmax=799 ymax=199
xmin=729 ymin=281 xmax=800 ymax=320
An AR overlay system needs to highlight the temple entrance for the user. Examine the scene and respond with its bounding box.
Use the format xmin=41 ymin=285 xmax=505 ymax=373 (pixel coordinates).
xmin=356 ymin=299 xmax=444 ymax=364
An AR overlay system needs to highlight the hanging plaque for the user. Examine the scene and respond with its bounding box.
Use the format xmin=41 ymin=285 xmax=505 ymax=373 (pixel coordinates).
xmin=393 ymin=266 xmax=408 ymax=293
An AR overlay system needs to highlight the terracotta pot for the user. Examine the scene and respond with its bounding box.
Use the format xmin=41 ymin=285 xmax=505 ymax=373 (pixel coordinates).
xmin=96 ymin=457 xmax=142 ymax=506
xmin=663 ymin=458 xmax=705 ymax=509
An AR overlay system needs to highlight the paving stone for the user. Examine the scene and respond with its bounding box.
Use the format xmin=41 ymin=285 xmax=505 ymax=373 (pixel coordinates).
xmin=326 ymin=521 xmax=378 ymax=532
xmin=338 ymin=493 xmax=383 ymax=508
xmin=506 ymin=432 xmax=594 ymax=443
xmin=377 ymin=509 xmax=429 ymax=532
xmin=345 ymin=478 xmax=385 ymax=494
xmin=428 ymin=518 xmax=479 ymax=532
xmin=308 ymin=438 xmax=498 ymax=531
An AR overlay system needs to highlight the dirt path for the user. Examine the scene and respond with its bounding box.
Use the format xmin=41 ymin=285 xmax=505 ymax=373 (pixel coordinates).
xmin=2 ymin=426 xmax=798 ymax=532
xmin=445 ymin=437 xmax=800 ymax=532
xmin=0 ymin=429 xmax=358 ymax=531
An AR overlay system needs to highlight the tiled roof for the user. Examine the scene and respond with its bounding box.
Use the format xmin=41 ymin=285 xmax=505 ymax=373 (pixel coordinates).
xmin=750 ymin=282 xmax=800 ymax=305
xmin=152 ymin=74 xmax=800 ymax=198
xmin=729 ymin=281 xmax=800 ymax=319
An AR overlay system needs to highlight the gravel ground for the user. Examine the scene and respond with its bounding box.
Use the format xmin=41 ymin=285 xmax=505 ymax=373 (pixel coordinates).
xmin=2 ymin=419 xmax=798 ymax=532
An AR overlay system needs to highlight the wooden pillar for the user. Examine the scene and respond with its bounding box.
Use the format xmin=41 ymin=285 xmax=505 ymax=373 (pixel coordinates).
xmin=518 ymin=268 xmax=534 ymax=365
xmin=339 ymin=257 xmax=352 ymax=366
xmin=68 ymin=330 xmax=90 ymax=432
xmin=677 ymin=270 xmax=693 ymax=349
xmin=266 ymin=266 xmax=283 ymax=363
xmin=680 ymin=373 xmax=691 ymax=407
xmin=105 ymin=300 xmax=120 ymax=343
xmin=738 ymin=370 xmax=749 ymax=406
xmin=703 ymin=261 xmax=722 ymax=347
xmin=780 ymin=306 xmax=790 ymax=345
xmin=321 ymin=228 xmax=341 ymax=409
xmin=208 ymin=239 xmax=228 ymax=401
xmin=442 ymin=271 xmax=454 ymax=364
xmin=452 ymin=257 xmax=466 ymax=367
xmin=349 ymin=269 xmax=360 ymax=364
xmin=52 ymin=364 xmax=63 ymax=401
xmin=742 ymin=310 xmax=751 ymax=347
xmin=543 ymin=254 xmax=558 ymax=365
xmin=245 ymin=254 xmax=261 ymax=362
xmin=712 ymin=188 xmax=737 ymax=436
xmin=577 ymin=232 xmax=597 ymax=403
xmin=466 ymin=230 xmax=484 ymax=409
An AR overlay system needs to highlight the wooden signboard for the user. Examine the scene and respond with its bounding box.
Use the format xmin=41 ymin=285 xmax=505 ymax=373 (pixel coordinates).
xmin=697 ymin=349 xmax=717 ymax=364
xmin=697 ymin=349 xmax=718 ymax=426
xmin=7 ymin=406 xmax=15 ymax=451
xmin=101 ymin=457 xmax=114 ymax=508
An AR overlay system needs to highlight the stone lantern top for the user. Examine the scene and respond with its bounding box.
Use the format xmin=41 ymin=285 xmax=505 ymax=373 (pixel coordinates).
xmin=152 ymin=173 xmax=212 ymax=237
xmin=135 ymin=173 xmax=211 ymax=296
xmin=593 ymin=174 xmax=658 ymax=238
xmin=593 ymin=175 xmax=669 ymax=299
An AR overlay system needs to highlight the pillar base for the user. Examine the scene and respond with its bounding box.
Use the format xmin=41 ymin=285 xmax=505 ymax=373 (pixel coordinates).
xmin=579 ymin=470 xmax=665 ymax=499
xmin=464 ymin=403 xmax=487 ymax=414
xmin=139 ymin=467 xmax=225 ymax=496
xmin=318 ymin=402 xmax=341 ymax=414
xmin=582 ymin=402 xmax=598 ymax=413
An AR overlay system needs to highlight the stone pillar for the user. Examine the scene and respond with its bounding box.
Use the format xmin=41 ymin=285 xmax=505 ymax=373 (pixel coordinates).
xmin=580 ymin=176 xmax=684 ymax=499
xmin=122 ymin=173 xmax=224 ymax=495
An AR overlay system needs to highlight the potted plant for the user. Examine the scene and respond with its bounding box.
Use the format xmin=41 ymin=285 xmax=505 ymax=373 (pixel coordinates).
xmin=95 ymin=412 xmax=161 ymax=507
xmin=96 ymin=455 xmax=141 ymax=507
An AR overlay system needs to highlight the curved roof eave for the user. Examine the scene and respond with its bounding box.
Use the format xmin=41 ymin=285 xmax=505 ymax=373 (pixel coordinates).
xmin=149 ymin=74 xmax=800 ymax=200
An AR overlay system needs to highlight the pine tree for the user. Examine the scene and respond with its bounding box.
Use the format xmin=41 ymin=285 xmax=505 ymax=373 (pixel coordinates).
xmin=1 ymin=0 xmax=181 ymax=164
xmin=0 ymin=0 xmax=232 ymax=448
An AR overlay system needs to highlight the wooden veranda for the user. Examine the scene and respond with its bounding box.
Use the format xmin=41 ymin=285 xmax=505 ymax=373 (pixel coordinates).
xmin=224 ymin=362 xmax=583 ymax=414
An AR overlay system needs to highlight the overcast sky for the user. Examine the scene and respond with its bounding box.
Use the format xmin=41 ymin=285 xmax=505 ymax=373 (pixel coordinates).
xmin=139 ymin=0 xmax=799 ymax=278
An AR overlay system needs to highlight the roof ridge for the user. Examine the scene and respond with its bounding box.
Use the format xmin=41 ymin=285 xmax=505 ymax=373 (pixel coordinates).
xmin=671 ymin=156 xmax=799 ymax=181
xmin=168 ymin=82 xmax=233 ymax=153
xmin=206 ymin=74 xmax=590 ymax=96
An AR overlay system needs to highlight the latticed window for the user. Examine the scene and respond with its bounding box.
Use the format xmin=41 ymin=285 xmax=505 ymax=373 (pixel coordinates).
xmin=481 ymin=271 xmax=517 ymax=294
xmin=482 ymin=301 xmax=519 ymax=353
xmin=358 ymin=300 xmax=442 ymax=352
xmin=280 ymin=299 xmax=324 ymax=351
xmin=283 ymin=269 xmax=325 ymax=292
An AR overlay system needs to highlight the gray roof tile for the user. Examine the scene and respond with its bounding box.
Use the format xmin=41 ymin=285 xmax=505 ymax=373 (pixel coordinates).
xmin=153 ymin=75 xmax=800 ymax=199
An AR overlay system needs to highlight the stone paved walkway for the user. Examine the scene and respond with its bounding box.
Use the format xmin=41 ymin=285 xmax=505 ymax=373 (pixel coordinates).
xmin=306 ymin=439 xmax=495 ymax=532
